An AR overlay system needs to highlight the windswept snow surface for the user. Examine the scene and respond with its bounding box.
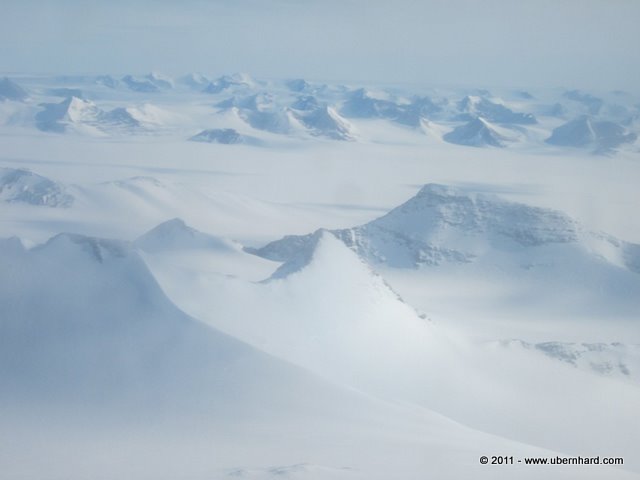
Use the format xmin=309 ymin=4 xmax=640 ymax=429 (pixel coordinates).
xmin=1 ymin=73 xmax=640 ymax=479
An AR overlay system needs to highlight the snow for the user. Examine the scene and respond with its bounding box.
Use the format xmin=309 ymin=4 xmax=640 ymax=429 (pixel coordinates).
xmin=1 ymin=72 xmax=640 ymax=479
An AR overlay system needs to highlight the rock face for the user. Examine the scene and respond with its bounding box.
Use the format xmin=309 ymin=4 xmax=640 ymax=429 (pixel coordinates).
xmin=0 ymin=77 xmax=28 ymax=101
xmin=443 ymin=117 xmax=510 ymax=147
xmin=0 ymin=168 xmax=74 ymax=207
xmin=546 ymin=115 xmax=637 ymax=153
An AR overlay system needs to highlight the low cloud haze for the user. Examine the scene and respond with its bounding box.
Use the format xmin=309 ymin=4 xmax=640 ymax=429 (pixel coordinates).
xmin=1 ymin=0 xmax=639 ymax=90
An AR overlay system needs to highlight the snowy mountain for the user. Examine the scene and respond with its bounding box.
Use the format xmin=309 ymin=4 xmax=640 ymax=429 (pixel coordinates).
xmin=456 ymin=95 xmax=537 ymax=124
xmin=291 ymin=103 xmax=355 ymax=141
xmin=564 ymin=90 xmax=603 ymax=115
xmin=154 ymin=228 xmax=640 ymax=465
xmin=189 ymin=127 xmax=257 ymax=144
xmin=249 ymin=183 xmax=640 ymax=275
xmin=0 ymin=168 xmax=74 ymax=207
xmin=36 ymin=96 xmax=103 ymax=133
xmin=178 ymin=72 xmax=210 ymax=89
xmin=286 ymin=78 xmax=312 ymax=92
xmin=0 ymin=77 xmax=28 ymax=101
xmin=546 ymin=115 xmax=637 ymax=153
xmin=216 ymin=92 xmax=275 ymax=111
xmin=179 ymin=230 xmax=444 ymax=398
xmin=35 ymin=96 xmax=167 ymax=134
xmin=135 ymin=218 xmax=240 ymax=252
xmin=203 ymin=73 xmax=256 ymax=94
xmin=340 ymin=88 xmax=399 ymax=119
xmin=95 ymin=74 xmax=119 ymax=88
xmin=121 ymin=73 xmax=173 ymax=92
xmin=2 ymin=230 xmax=582 ymax=480
xmin=0 ymin=231 xmax=366 ymax=418
xmin=393 ymin=96 xmax=442 ymax=127
xmin=215 ymin=92 xmax=353 ymax=140
xmin=443 ymin=117 xmax=511 ymax=147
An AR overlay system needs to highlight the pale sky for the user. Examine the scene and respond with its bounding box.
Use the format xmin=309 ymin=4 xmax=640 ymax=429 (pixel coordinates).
xmin=1 ymin=0 xmax=639 ymax=90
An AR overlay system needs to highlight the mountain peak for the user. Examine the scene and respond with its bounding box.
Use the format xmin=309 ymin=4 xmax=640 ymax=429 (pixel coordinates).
xmin=0 ymin=77 xmax=28 ymax=101
xmin=135 ymin=218 xmax=238 ymax=253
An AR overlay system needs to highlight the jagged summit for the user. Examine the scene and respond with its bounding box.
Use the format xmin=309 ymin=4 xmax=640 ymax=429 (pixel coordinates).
xmin=135 ymin=218 xmax=239 ymax=253
xmin=0 ymin=77 xmax=28 ymax=101
xmin=249 ymin=183 xmax=640 ymax=278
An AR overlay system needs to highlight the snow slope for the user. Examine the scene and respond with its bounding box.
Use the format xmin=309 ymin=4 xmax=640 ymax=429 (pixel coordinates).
xmin=144 ymin=230 xmax=640 ymax=467
xmin=1 ymin=231 xmax=605 ymax=480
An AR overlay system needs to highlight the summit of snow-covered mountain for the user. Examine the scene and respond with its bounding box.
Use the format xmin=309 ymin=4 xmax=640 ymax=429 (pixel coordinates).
xmin=443 ymin=117 xmax=512 ymax=147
